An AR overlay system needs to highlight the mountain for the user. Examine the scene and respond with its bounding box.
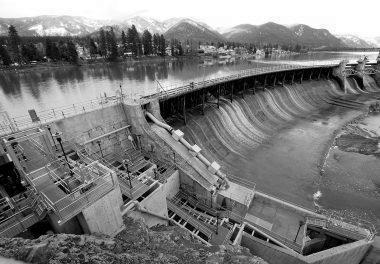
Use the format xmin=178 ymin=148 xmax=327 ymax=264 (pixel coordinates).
xmin=361 ymin=36 xmax=380 ymax=48
xmin=223 ymin=22 xmax=295 ymax=46
xmin=164 ymin=19 xmax=226 ymax=44
xmin=290 ymin=24 xmax=343 ymax=48
xmin=0 ymin=15 xmax=105 ymax=36
xmin=336 ymin=34 xmax=374 ymax=48
xmin=119 ymin=16 xmax=167 ymax=34
xmin=223 ymin=22 xmax=345 ymax=48
xmin=0 ymin=15 xmax=375 ymax=49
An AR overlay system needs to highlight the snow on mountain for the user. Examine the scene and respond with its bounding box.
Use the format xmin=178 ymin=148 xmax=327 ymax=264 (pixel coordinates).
xmin=294 ymin=24 xmax=304 ymax=37
xmin=0 ymin=14 xmax=377 ymax=50
xmin=120 ymin=16 xmax=167 ymax=34
xmin=336 ymin=34 xmax=374 ymax=48
xmin=362 ymin=37 xmax=380 ymax=48
xmin=0 ymin=15 xmax=105 ymax=36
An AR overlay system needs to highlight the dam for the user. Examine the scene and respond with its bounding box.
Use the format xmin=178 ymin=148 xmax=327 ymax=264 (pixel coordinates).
xmin=0 ymin=56 xmax=379 ymax=263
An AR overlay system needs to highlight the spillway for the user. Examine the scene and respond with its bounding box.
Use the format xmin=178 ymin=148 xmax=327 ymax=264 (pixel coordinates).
xmin=172 ymin=77 xmax=380 ymax=223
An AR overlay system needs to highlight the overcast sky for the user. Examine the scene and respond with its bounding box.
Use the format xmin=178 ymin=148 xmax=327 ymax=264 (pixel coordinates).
xmin=0 ymin=0 xmax=379 ymax=39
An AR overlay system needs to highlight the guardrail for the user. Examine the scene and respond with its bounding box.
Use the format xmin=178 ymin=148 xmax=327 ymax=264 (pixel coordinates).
xmin=36 ymin=161 xmax=116 ymax=224
xmin=0 ymin=189 xmax=46 ymax=237
xmin=167 ymin=198 xmax=214 ymax=239
xmin=141 ymin=63 xmax=339 ymax=101
xmin=0 ymin=96 xmax=120 ymax=136
xmin=312 ymin=208 xmax=377 ymax=241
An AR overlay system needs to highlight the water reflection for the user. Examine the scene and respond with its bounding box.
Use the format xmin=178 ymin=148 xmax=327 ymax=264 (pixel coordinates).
xmin=0 ymin=51 xmax=377 ymax=117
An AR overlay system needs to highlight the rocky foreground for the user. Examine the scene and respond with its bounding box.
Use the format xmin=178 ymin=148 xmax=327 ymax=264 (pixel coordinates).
xmin=0 ymin=217 xmax=267 ymax=264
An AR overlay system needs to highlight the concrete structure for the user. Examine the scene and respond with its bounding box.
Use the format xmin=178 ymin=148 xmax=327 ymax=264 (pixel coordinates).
xmin=0 ymin=61 xmax=379 ymax=264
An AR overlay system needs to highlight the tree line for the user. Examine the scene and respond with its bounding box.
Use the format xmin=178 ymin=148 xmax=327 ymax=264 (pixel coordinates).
xmin=0 ymin=24 xmax=169 ymax=66
xmin=0 ymin=25 xmax=78 ymax=66
xmin=0 ymin=24 xmax=311 ymax=67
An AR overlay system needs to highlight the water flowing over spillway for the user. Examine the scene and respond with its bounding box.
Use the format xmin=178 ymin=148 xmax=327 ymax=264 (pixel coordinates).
xmin=172 ymin=77 xmax=380 ymax=227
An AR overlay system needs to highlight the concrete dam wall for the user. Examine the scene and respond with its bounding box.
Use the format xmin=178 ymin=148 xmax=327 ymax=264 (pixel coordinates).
xmin=168 ymin=76 xmax=380 ymax=211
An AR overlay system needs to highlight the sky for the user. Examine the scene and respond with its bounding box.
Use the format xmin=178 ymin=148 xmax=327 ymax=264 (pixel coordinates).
xmin=0 ymin=0 xmax=379 ymax=39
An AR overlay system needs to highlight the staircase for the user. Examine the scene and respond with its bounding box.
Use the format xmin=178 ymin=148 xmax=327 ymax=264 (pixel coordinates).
xmin=0 ymin=191 xmax=47 ymax=238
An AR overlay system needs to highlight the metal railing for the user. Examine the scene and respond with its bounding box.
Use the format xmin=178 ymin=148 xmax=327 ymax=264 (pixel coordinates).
xmin=167 ymin=198 xmax=214 ymax=239
xmin=309 ymin=209 xmax=377 ymax=241
xmin=1 ymin=96 xmax=120 ymax=136
xmin=36 ymin=161 xmax=116 ymax=224
xmin=0 ymin=189 xmax=46 ymax=237
xmin=141 ymin=63 xmax=339 ymax=102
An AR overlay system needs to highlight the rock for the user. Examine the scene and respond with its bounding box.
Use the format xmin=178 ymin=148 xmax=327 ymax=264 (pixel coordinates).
xmin=0 ymin=217 xmax=268 ymax=264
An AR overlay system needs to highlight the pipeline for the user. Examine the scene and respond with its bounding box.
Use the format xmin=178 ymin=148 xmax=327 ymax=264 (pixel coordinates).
xmin=145 ymin=111 xmax=229 ymax=189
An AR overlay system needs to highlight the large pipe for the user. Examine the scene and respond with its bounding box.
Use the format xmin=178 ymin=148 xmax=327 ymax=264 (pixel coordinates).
xmin=146 ymin=111 xmax=229 ymax=189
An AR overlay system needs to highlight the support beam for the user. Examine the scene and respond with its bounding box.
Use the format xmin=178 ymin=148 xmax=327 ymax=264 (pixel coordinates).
xmin=263 ymin=75 xmax=267 ymax=87
xmin=182 ymin=96 xmax=186 ymax=125
xmin=300 ymin=71 xmax=304 ymax=84
xmin=318 ymin=68 xmax=322 ymax=80
xmin=291 ymin=72 xmax=295 ymax=84
xmin=230 ymin=84 xmax=234 ymax=103
xmin=217 ymin=86 xmax=220 ymax=108
xmin=202 ymin=89 xmax=205 ymax=115
xmin=273 ymin=73 xmax=277 ymax=86
xmin=282 ymin=73 xmax=286 ymax=86
xmin=242 ymin=82 xmax=246 ymax=99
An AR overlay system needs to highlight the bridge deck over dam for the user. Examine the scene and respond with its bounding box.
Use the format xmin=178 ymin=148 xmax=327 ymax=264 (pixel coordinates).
xmin=141 ymin=60 xmax=378 ymax=103
xmin=141 ymin=63 xmax=338 ymax=102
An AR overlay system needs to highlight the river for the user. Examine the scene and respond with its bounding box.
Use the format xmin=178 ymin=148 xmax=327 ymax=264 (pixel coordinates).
xmin=0 ymin=51 xmax=378 ymax=117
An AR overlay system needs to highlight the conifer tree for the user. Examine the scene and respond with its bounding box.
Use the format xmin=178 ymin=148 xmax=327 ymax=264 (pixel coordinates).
xmin=142 ymin=30 xmax=153 ymax=55
xmin=106 ymin=28 xmax=118 ymax=61
xmin=21 ymin=43 xmax=39 ymax=61
xmin=0 ymin=44 xmax=11 ymax=66
xmin=159 ymin=35 xmax=166 ymax=56
xmin=152 ymin=34 xmax=159 ymax=55
xmin=66 ymin=40 xmax=78 ymax=63
xmin=121 ymin=30 xmax=127 ymax=54
xmin=8 ymin=25 xmax=21 ymax=63
xmin=98 ymin=28 xmax=107 ymax=58
xmin=127 ymin=25 xmax=140 ymax=57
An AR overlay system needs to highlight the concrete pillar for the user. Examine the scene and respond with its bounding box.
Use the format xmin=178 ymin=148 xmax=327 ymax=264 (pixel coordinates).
xmin=202 ymin=90 xmax=205 ymax=115
xmin=230 ymin=84 xmax=234 ymax=103
xmin=217 ymin=86 xmax=220 ymax=108
xmin=182 ymin=96 xmax=186 ymax=125
xmin=123 ymin=103 xmax=150 ymax=136
xmin=300 ymin=71 xmax=304 ymax=84
xmin=77 ymin=172 xmax=124 ymax=236
xmin=354 ymin=57 xmax=366 ymax=89
xmin=332 ymin=60 xmax=348 ymax=93
xmin=375 ymin=52 xmax=380 ymax=86
xmin=147 ymin=99 xmax=165 ymax=123
xmin=242 ymin=82 xmax=246 ymax=98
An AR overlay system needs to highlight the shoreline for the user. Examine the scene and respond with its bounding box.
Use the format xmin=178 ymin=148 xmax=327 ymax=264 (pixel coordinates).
xmin=0 ymin=55 xmax=200 ymax=73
